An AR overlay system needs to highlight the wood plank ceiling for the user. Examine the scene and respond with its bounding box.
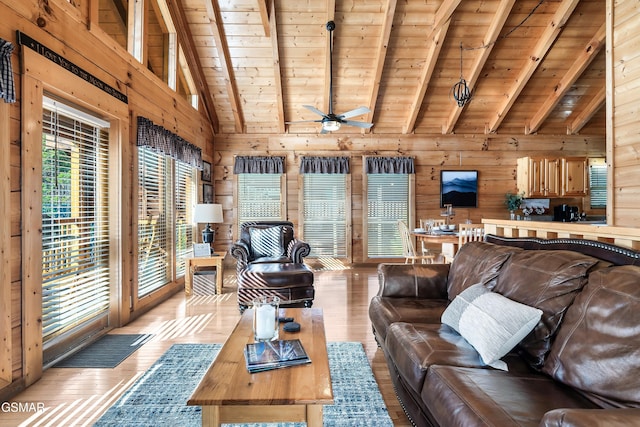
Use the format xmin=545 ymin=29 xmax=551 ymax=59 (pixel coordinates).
xmin=172 ymin=0 xmax=606 ymax=136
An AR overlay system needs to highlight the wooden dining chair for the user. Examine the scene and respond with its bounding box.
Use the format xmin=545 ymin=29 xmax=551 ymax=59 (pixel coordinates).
xmin=418 ymin=218 xmax=446 ymax=258
xmin=458 ymin=223 xmax=485 ymax=246
xmin=397 ymin=220 xmax=435 ymax=264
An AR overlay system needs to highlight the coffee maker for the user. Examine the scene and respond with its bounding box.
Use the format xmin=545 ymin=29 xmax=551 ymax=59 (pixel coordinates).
xmin=553 ymin=204 xmax=579 ymax=222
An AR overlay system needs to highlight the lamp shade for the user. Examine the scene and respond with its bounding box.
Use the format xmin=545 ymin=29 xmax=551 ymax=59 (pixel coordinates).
xmin=193 ymin=204 xmax=223 ymax=224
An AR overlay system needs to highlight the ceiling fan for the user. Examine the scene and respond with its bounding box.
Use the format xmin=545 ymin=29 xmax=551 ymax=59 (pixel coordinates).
xmin=286 ymin=21 xmax=374 ymax=133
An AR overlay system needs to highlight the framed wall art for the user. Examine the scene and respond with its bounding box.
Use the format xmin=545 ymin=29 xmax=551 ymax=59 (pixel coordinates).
xmin=440 ymin=170 xmax=478 ymax=208
xmin=203 ymin=184 xmax=214 ymax=203
xmin=201 ymin=161 xmax=212 ymax=182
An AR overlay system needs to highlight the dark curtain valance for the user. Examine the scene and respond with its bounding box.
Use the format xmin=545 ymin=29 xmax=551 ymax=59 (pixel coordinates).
xmin=365 ymin=157 xmax=415 ymax=174
xmin=299 ymin=156 xmax=350 ymax=174
xmin=136 ymin=116 xmax=202 ymax=169
xmin=233 ymin=156 xmax=285 ymax=174
xmin=0 ymin=38 xmax=16 ymax=103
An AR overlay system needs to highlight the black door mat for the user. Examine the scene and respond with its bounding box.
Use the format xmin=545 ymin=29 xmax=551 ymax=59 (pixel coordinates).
xmin=54 ymin=334 xmax=153 ymax=368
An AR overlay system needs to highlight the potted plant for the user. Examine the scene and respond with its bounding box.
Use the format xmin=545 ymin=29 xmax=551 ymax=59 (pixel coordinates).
xmin=504 ymin=192 xmax=524 ymax=220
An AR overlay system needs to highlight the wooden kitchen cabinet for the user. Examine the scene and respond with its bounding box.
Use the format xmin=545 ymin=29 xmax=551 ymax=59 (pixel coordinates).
xmin=517 ymin=157 xmax=561 ymax=197
xmin=562 ymin=157 xmax=589 ymax=197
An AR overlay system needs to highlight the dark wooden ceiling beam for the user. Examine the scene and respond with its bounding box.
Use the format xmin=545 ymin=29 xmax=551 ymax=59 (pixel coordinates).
xmin=526 ymin=23 xmax=606 ymax=135
xmin=365 ymin=0 xmax=397 ymax=131
xmin=443 ymin=0 xmax=516 ymax=135
xmin=403 ymin=0 xmax=460 ymax=134
xmin=205 ymin=0 xmax=244 ymax=133
xmin=486 ymin=0 xmax=580 ymax=134
xmin=166 ymin=0 xmax=219 ymax=133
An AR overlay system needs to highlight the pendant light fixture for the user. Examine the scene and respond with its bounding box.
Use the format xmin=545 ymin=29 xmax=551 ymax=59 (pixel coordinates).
xmin=452 ymin=42 xmax=472 ymax=107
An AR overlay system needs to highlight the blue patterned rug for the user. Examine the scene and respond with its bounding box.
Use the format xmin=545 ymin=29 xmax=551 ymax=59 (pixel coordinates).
xmin=94 ymin=342 xmax=393 ymax=426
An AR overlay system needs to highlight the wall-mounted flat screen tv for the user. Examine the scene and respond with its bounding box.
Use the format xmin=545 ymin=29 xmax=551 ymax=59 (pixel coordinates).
xmin=440 ymin=170 xmax=478 ymax=208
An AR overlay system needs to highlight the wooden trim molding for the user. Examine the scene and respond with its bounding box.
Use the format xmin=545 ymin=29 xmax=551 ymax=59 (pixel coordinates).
xmin=0 ymin=100 xmax=11 ymax=386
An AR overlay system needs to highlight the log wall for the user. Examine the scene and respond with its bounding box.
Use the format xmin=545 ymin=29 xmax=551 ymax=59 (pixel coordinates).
xmin=212 ymin=133 xmax=605 ymax=263
xmin=608 ymin=0 xmax=640 ymax=227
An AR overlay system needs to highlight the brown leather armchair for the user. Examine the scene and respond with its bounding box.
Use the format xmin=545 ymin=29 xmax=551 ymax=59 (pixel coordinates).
xmin=231 ymin=221 xmax=314 ymax=312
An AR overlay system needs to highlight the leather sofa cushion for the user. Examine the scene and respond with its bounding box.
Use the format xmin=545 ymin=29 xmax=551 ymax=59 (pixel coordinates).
xmin=492 ymin=250 xmax=598 ymax=369
xmin=543 ymin=265 xmax=640 ymax=408
xmin=422 ymin=365 xmax=598 ymax=426
xmin=384 ymin=322 xmax=528 ymax=396
xmin=447 ymin=242 xmax=520 ymax=300
xmin=376 ymin=263 xmax=450 ymax=299
xmin=369 ymin=297 xmax=448 ymax=343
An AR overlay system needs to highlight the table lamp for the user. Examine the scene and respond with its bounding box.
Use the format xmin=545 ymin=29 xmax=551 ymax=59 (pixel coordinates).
xmin=193 ymin=203 xmax=223 ymax=253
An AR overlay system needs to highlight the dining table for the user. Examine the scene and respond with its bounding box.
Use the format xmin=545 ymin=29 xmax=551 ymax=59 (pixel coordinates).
xmin=412 ymin=231 xmax=460 ymax=262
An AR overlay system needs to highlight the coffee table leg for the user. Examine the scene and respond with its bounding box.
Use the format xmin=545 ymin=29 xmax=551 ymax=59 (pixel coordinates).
xmin=306 ymin=405 xmax=323 ymax=427
xmin=201 ymin=405 xmax=220 ymax=427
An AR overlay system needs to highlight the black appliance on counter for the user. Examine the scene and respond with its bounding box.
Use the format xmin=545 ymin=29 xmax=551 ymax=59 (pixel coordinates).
xmin=553 ymin=204 xmax=579 ymax=222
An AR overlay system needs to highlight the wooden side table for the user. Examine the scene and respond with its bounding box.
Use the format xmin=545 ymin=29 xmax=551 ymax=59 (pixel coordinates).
xmin=185 ymin=251 xmax=226 ymax=296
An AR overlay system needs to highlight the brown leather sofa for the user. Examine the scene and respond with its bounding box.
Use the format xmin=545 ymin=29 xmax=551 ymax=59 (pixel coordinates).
xmin=369 ymin=235 xmax=640 ymax=427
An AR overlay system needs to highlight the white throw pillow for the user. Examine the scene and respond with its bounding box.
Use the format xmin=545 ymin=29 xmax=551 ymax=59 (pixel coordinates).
xmin=441 ymin=283 xmax=489 ymax=333
xmin=458 ymin=292 xmax=542 ymax=370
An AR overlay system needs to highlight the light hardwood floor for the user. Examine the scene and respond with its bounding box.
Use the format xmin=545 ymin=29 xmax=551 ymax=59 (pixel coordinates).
xmin=1 ymin=262 xmax=413 ymax=426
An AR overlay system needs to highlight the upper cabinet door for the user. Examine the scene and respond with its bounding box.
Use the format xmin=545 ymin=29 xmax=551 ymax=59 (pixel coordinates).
xmin=562 ymin=157 xmax=589 ymax=197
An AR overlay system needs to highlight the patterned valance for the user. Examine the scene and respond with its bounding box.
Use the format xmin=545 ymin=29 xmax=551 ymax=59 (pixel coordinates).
xmin=299 ymin=156 xmax=350 ymax=174
xmin=365 ymin=157 xmax=415 ymax=174
xmin=0 ymin=38 xmax=16 ymax=103
xmin=233 ymin=156 xmax=285 ymax=174
xmin=136 ymin=116 xmax=202 ymax=168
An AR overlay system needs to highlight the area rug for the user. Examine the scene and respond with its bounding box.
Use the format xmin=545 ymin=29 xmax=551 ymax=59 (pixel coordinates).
xmin=94 ymin=342 xmax=393 ymax=426
xmin=54 ymin=333 xmax=153 ymax=368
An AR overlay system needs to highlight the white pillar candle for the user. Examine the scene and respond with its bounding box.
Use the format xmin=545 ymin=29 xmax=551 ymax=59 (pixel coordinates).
xmin=255 ymin=303 xmax=276 ymax=340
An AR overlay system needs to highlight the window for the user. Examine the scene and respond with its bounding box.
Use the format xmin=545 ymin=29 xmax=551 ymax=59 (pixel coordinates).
xmin=138 ymin=147 xmax=171 ymax=297
xmin=41 ymin=97 xmax=111 ymax=349
xmin=302 ymin=174 xmax=348 ymax=258
xmin=175 ymin=161 xmax=196 ymax=277
xmin=366 ymin=173 xmax=411 ymax=258
xmin=237 ymin=174 xmax=284 ymax=226
xmin=589 ymin=159 xmax=607 ymax=209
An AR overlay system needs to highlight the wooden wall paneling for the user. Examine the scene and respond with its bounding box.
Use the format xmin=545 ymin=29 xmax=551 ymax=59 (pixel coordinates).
xmin=0 ymin=98 xmax=11 ymax=386
xmin=20 ymin=74 xmax=44 ymax=387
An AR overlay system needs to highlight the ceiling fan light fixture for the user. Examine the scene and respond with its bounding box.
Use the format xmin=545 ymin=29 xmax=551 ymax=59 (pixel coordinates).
xmin=322 ymin=120 xmax=341 ymax=132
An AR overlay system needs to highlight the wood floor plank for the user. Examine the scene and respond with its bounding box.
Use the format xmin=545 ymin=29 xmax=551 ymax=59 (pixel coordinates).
xmin=0 ymin=264 xmax=412 ymax=426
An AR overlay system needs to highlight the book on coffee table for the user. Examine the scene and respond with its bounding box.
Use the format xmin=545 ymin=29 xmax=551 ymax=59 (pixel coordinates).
xmin=244 ymin=339 xmax=311 ymax=373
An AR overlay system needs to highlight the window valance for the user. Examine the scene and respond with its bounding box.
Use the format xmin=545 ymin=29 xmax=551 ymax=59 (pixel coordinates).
xmin=136 ymin=116 xmax=202 ymax=168
xmin=299 ymin=156 xmax=350 ymax=174
xmin=233 ymin=156 xmax=285 ymax=174
xmin=0 ymin=38 xmax=16 ymax=103
xmin=365 ymin=156 xmax=415 ymax=174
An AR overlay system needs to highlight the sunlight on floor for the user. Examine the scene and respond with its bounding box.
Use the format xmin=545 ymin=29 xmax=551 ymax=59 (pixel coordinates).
xmin=18 ymin=374 xmax=143 ymax=427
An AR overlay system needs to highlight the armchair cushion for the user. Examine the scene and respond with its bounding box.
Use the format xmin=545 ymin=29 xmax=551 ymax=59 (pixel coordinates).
xmin=249 ymin=225 xmax=286 ymax=259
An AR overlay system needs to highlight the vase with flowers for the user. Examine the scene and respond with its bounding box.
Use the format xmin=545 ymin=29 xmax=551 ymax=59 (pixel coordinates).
xmin=504 ymin=192 xmax=524 ymax=220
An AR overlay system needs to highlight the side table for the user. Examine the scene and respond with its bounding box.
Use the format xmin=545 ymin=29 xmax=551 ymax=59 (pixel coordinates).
xmin=185 ymin=252 xmax=226 ymax=296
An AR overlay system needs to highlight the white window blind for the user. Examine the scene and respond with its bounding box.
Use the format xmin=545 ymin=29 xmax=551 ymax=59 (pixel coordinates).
xmin=303 ymin=174 xmax=347 ymax=258
xmin=41 ymin=97 xmax=111 ymax=343
xmin=366 ymin=174 xmax=409 ymax=258
xmin=175 ymin=161 xmax=196 ymax=276
xmin=237 ymin=173 xmax=283 ymax=225
xmin=138 ymin=147 xmax=171 ymax=297
xmin=589 ymin=162 xmax=607 ymax=209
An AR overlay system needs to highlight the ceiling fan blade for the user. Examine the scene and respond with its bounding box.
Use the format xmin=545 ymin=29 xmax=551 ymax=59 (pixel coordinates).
xmin=285 ymin=119 xmax=323 ymax=124
xmin=338 ymin=106 xmax=371 ymax=120
xmin=342 ymin=120 xmax=374 ymax=129
xmin=303 ymin=105 xmax=328 ymax=117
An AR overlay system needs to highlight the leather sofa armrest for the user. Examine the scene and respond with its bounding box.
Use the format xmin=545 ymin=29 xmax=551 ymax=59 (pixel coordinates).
xmin=540 ymin=408 xmax=640 ymax=427
xmin=288 ymin=239 xmax=311 ymax=263
xmin=230 ymin=240 xmax=251 ymax=268
xmin=377 ymin=263 xmax=450 ymax=299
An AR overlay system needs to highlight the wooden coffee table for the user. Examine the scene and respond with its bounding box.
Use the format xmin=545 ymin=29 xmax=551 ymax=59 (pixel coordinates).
xmin=187 ymin=308 xmax=333 ymax=426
